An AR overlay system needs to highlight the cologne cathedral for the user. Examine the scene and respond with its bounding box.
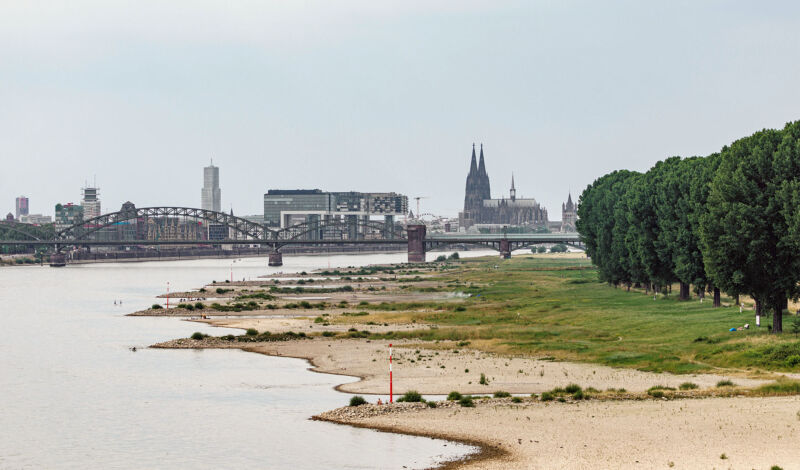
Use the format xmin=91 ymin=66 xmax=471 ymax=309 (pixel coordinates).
xmin=458 ymin=144 xmax=549 ymax=230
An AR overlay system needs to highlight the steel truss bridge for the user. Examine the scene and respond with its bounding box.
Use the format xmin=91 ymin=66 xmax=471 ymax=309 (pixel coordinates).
xmin=0 ymin=206 xmax=581 ymax=266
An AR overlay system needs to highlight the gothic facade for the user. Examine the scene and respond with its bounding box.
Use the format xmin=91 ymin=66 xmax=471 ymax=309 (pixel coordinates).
xmin=458 ymin=144 xmax=548 ymax=230
xmin=560 ymin=193 xmax=577 ymax=232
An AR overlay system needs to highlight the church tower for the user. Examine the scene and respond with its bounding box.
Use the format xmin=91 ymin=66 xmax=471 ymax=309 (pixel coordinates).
xmin=561 ymin=192 xmax=577 ymax=232
xmin=510 ymin=174 xmax=516 ymax=201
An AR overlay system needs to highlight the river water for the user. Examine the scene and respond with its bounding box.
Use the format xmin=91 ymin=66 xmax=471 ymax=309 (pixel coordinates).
xmin=0 ymin=251 xmax=488 ymax=469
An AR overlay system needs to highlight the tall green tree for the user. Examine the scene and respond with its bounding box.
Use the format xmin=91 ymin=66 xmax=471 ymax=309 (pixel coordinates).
xmin=700 ymin=127 xmax=797 ymax=333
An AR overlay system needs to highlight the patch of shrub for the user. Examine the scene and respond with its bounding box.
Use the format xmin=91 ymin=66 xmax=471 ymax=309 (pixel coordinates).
xmin=151 ymin=304 xmax=163 ymax=309
xmin=648 ymin=390 xmax=664 ymax=398
xmin=458 ymin=396 xmax=474 ymax=407
xmin=564 ymin=384 xmax=582 ymax=394
xmin=493 ymin=391 xmax=511 ymax=398
xmin=322 ymin=331 xmax=336 ymax=337
xmin=716 ymin=380 xmax=735 ymax=387
xmin=479 ymin=373 xmax=489 ymax=385
xmin=246 ymin=328 xmax=258 ymax=336
xmin=447 ymin=391 xmax=463 ymax=401
xmin=679 ymin=382 xmax=699 ymax=390
xmin=190 ymin=332 xmax=207 ymax=340
xmin=349 ymin=396 xmax=367 ymax=407
xmin=427 ymin=401 xmax=437 ymax=408
xmin=540 ymin=392 xmax=554 ymax=401
xmin=572 ymin=390 xmax=585 ymax=400
xmin=397 ymin=390 xmax=423 ymax=403
xmin=454 ymin=305 xmax=466 ymax=312
xmin=216 ymin=287 xmax=232 ymax=294
xmin=511 ymin=397 xmax=523 ymax=403
xmin=194 ymin=302 xmax=204 ymax=309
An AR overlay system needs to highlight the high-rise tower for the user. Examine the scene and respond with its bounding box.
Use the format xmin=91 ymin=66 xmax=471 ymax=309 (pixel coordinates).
xmin=81 ymin=186 xmax=101 ymax=219
xmin=202 ymin=160 xmax=221 ymax=212
xmin=15 ymin=196 xmax=29 ymax=220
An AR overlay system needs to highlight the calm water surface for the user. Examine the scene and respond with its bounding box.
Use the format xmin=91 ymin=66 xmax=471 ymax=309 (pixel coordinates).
xmin=0 ymin=251 xmax=488 ymax=469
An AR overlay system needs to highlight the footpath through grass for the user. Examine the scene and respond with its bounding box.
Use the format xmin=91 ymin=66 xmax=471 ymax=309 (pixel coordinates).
xmin=370 ymin=254 xmax=800 ymax=375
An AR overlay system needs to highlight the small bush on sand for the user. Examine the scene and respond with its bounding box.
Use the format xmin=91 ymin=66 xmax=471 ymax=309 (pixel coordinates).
xmin=479 ymin=373 xmax=489 ymax=385
xmin=427 ymin=401 xmax=437 ymax=408
xmin=572 ymin=390 xmax=585 ymax=400
xmin=511 ymin=397 xmax=523 ymax=403
xmin=493 ymin=391 xmax=511 ymax=398
xmin=648 ymin=390 xmax=664 ymax=398
xmin=564 ymin=384 xmax=582 ymax=394
xmin=194 ymin=302 xmax=204 ymax=309
xmin=190 ymin=332 xmax=207 ymax=340
xmin=246 ymin=328 xmax=258 ymax=336
xmin=679 ymin=382 xmax=699 ymax=390
xmin=540 ymin=392 xmax=554 ymax=401
xmin=397 ymin=390 xmax=423 ymax=403
xmin=151 ymin=304 xmax=163 ymax=309
xmin=322 ymin=331 xmax=336 ymax=337
xmin=447 ymin=391 xmax=463 ymax=401
xmin=458 ymin=396 xmax=474 ymax=407
xmin=349 ymin=396 xmax=367 ymax=407
xmin=717 ymin=380 xmax=735 ymax=387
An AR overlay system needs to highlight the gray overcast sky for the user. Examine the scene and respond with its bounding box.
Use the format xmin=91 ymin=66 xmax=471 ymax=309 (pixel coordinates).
xmin=2 ymin=1 xmax=800 ymax=219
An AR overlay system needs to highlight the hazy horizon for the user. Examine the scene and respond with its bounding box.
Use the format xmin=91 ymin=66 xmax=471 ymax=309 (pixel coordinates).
xmin=2 ymin=1 xmax=800 ymax=219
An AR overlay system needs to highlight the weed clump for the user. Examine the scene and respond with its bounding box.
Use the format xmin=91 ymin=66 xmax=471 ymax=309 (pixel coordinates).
xmin=447 ymin=391 xmax=463 ymax=401
xmin=540 ymin=392 xmax=554 ymax=401
xmin=349 ymin=396 xmax=367 ymax=407
xmin=716 ymin=380 xmax=735 ymax=387
xmin=458 ymin=396 xmax=475 ymax=407
xmin=493 ymin=391 xmax=511 ymax=398
xmin=190 ymin=332 xmax=207 ymax=340
xmin=246 ymin=328 xmax=258 ymax=336
xmin=151 ymin=304 xmax=163 ymax=310
xmin=679 ymin=382 xmax=699 ymax=390
xmin=479 ymin=373 xmax=489 ymax=385
xmin=397 ymin=390 xmax=423 ymax=403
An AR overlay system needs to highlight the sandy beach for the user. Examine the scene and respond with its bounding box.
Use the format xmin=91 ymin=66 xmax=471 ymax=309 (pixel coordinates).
xmin=147 ymin=257 xmax=800 ymax=469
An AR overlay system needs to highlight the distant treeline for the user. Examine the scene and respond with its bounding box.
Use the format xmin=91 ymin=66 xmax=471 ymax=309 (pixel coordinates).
xmin=576 ymin=121 xmax=800 ymax=333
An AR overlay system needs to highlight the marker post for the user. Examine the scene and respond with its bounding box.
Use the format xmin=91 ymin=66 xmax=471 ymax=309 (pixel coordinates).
xmin=166 ymin=281 xmax=170 ymax=309
xmin=389 ymin=343 xmax=393 ymax=403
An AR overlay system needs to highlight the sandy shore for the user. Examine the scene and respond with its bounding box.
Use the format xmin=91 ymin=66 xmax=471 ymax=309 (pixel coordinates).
xmin=317 ymin=395 xmax=800 ymax=469
xmin=186 ymin=329 xmax=771 ymax=394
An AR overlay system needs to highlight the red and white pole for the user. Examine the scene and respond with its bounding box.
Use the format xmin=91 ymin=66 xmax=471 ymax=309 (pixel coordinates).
xmin=389 ymin=343 xmax=393 ymax=403
xmin=166 ymin=281 xmax=170 ymax=309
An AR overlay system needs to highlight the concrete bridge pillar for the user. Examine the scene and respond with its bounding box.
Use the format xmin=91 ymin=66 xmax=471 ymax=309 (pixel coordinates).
xmin=268 ymin=251 xmax=283 ymax=267
xmin=407 ymin=224 xmax=426 ymax=263
xmin=49 ymin=253 xmax=66 ymax=267
xmin=499 ymin=239 xmax=511 ymax=259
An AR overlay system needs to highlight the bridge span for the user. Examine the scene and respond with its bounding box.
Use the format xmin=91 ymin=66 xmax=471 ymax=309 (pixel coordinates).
xmin=0 ymin=206 xmax=581 ymax=266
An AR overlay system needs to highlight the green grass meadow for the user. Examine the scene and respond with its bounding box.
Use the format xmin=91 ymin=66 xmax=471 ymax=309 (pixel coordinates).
xmin=369 ymin=255 xmax=800 ymax=375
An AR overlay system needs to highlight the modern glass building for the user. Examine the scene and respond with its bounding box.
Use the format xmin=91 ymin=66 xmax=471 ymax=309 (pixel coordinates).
xmin=201 ymin=161 xmax=221 ymax=212
xmin=263 ymin=189 xmax=408 ymax=228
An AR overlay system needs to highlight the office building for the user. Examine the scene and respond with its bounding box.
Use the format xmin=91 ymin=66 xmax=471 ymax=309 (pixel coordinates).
xmin=15 ymin=196 xmax=29 ymax=220
xmin=201 ymin=161 xmax=221 ymax=212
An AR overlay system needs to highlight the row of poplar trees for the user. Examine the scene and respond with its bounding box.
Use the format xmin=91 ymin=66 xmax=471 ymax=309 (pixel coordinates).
xmin=576 ymin=121 xmax=800 ymax=333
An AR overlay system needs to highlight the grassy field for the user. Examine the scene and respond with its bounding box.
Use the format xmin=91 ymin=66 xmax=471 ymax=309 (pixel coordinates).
xmin=362 ymin=254 xmax=800 ymax=375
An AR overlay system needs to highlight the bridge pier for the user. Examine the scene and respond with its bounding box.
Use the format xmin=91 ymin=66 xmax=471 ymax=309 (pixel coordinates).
xmin=499 ymin=239 xmax=511 ymax=259
xmin=49 ymin=253 xmax=66 ymax=267
xmin=407 ymin=224 xmax=426 ymax=263
xmin=268 ymin=251 xmax=283 ymax=267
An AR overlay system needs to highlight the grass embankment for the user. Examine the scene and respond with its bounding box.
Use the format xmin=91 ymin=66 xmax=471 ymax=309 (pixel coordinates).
xmin=359 ymin=255 xmax=800 ymax=375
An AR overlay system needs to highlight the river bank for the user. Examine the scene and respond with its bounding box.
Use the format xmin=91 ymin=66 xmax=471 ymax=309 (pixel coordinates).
xmin=145 ymin=253 xmax=800 ymax=468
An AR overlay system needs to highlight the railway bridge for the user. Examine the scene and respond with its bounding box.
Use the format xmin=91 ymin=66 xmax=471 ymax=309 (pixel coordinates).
xmin=0 ymin=207 xmax=581 ymax=266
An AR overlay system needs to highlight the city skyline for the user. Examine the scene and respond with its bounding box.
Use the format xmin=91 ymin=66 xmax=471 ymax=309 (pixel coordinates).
xmin=2 ymin=2 xmax=800 ymax=218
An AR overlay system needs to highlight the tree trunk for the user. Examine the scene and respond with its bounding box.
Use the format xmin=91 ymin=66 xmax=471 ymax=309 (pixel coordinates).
xmin=634 ymin=282 xmax=641 ymax=289
xmin=626 ymin=282 xmax=631 ymax=292
xmin=644 ymin=283 xmax=649 ymax=294
xmin=773 ymin=299 xmax=784 ymax=334
xmin=679 ymin=282 xmax=690 ymax=301
xmin=713 ymin=287 xmax=721 ymax=308
xmin=734 ymin=294 xmax=740 ymax=306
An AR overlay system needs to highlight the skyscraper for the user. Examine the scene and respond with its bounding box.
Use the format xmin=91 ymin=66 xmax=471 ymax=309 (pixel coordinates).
xmin=201 ymin=160 xmax=221 ymax=212
xmin=15 ymin=196 xmax=29 ymax=220
xmin=81 ymin=186 xmax=101 ymax=219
